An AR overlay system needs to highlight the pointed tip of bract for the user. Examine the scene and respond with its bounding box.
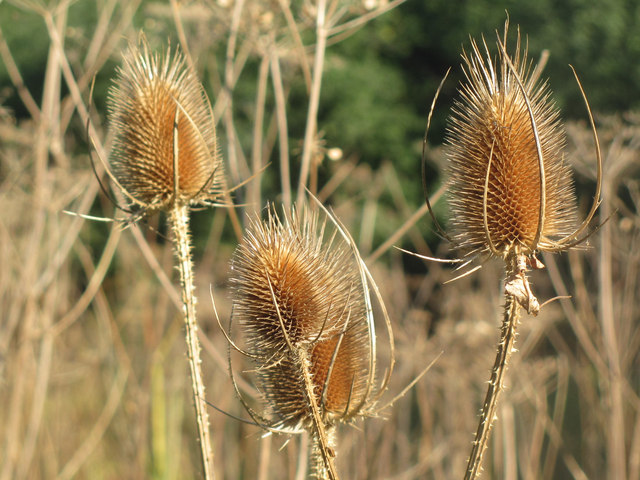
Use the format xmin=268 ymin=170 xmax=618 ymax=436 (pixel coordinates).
xmin=445 ymin=24 xmax=577 ymax=259
xmin=230 ymin=204 xmax=373 ymax=430
xmin=107 ymin=36 xmax=224 ymax=211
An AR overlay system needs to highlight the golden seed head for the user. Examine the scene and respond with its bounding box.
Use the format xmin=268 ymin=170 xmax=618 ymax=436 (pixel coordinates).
xmin=230 ymin=205 xmax=372 ymax=429
xmin=107 ymin=38 xmax=223 ymax=210
xmin=445 ymin=27 xmax=577 ymax=258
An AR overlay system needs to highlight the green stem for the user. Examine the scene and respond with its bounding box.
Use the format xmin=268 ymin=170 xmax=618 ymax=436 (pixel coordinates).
xmin=170 ymin=204 xmax=215 ymax=479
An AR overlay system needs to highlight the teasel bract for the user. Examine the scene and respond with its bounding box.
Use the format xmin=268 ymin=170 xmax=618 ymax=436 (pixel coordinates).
xmin=104 ymin=36 xmax=226 ymax=479
xmin=227 ymin=204 xmax=393 ymax=479
xmin=422 ymin=20 xmax=602 ymax=480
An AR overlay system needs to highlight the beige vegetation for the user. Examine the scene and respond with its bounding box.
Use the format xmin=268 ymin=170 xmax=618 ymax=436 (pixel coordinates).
xmin=1 ymin=1 xmax=639 ymax=479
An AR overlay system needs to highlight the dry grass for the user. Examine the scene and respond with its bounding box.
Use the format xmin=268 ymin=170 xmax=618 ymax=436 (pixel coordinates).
xmin=1 ymin=1 xmax=639 ymax=479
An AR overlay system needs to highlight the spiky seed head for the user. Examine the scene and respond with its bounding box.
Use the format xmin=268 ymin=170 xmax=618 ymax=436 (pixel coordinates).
xmin=107 ymin=38 xmax=223 ymax=211
xmin=230 ymin=205 xmax=372 ymax=429
xmin=445 ymin=27 xmax=577 ymax=258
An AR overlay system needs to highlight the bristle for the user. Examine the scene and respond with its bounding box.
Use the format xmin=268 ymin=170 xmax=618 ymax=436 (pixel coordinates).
xmin=107 ymin=38 xmax=223 ymax=210
xmin=445 ymin=29 xmax=577 ymax=258
xmin=230 ymin=205 xmax=371 ymax=428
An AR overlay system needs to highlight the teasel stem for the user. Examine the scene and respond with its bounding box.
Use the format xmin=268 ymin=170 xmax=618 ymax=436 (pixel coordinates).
xmin=310 ymin=422 xmax=337 ymax=480
xmin=464 ymin=251 xmax=524 ymax=480
xmin=102 ymin=37 xmax=225 ymax=478
xmin=169 ymin=204 xmax=215 ymax=479
xmin=297 ymin=348 xmax=339 ymax=480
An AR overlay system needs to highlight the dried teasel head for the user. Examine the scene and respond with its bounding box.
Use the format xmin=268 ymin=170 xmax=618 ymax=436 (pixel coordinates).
xmin=228 ymin=204 xmax=382 ymax=432
xmin=444 ymin=25 xmax=584 ymax=259
xmin=106 ymin=37 xmax=224 ymax=212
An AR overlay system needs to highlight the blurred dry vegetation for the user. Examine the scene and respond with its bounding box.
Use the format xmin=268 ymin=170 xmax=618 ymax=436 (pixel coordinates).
xmin=1 ymin=1 xmax=639 ymax=479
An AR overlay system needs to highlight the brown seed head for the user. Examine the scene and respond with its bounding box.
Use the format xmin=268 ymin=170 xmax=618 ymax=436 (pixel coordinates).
xmin=230 ymin=205 xmax=372 ymax=429
xmin=107 ymin=38 xmax=223 ymax=211
xmin=445 ymin=27 xmax=577 ymax=258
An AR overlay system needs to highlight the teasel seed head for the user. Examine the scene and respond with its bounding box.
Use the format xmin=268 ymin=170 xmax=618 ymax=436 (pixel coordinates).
xmin=229 ymin=204 xmax=374 ymax=431
xmin=107 ymin=37 xmax=223 ymax=211
xmin=445 ymin=26 xmax=577 ymax=259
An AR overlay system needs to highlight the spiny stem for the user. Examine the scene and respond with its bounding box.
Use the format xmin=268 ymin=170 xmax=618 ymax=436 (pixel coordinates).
xmin=464 ymin=265 xmax=522 ymax=480
xmin=170 ymin=204 xmax=215 ymax=479
xmin=310 ymin=424 xmax=337 ymax=480
xmin=297 ymin=348 xmax=339 ymax=480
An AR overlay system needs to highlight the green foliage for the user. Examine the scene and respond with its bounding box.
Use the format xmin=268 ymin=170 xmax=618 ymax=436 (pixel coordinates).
xmin=0 ymin=5 xmax=50 ymax=116
xmin=321 ymin=54 xmax=419 ymax=168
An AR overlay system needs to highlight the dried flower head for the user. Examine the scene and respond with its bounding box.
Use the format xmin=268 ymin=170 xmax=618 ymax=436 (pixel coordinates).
xmin=445 ymin=27 xmax=578 ymax=259
xmin=107 ymin=38 xmax=223 ymax=211
xmin=229 ymin=205 xmax=377 ymax=431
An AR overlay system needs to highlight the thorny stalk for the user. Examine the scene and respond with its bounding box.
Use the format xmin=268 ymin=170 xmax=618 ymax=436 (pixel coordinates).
xmin=170 ymin=204 xmax=216 ymax=479
xmin=103 ymin=37 xmax=224 ymax=478
xmin=298 ymin=348 xmax=340 ymax=480
xmin=464 ymin=251 xmax=530 ymax=480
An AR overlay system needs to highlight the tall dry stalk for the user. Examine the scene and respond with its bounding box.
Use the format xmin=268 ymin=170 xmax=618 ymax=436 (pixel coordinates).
xmin=424 ymin=21 xmax=602 ymax=479
xmin=106 ymin=38 xmax=225 ymax=479
xmin=225 ymin=204 xmax=393 ymax=479
xmin=0 ymin=2 xmax=139 ymax=478
xmin=193 ymin=0 xmax=407 ymax=219
xmin=563 ymin=114 xmax=640 ymax=480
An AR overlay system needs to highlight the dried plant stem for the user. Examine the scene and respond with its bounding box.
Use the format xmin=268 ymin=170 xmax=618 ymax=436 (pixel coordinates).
xmin=222 ymin=0 xmax=245 ymax=185
xmin=270 ymin=45 xmax=292 ymax=208
xmin=297 ymin=348 xmax=339 ymax=480
xmin=169 ymin=204 xmax=215 ymax=480
xmin=599 ymin=185 xmax=626 ymax=480
xmin=368 ymin=181 xmax=447 ymax=262
xmin=464 ymin=270 xmax=522 ymax=480
xmin=310 ymin=425 xmax=338 ymax=480
xmin=0 ymin=10 xmax=61 ymax=477
xmin=257 ymin=433 xmax=272 ymax=480
xmin=248 ymin=54 xmax=270 ymax=214
xmin=297 ymin=0 xmax=328 ymax=205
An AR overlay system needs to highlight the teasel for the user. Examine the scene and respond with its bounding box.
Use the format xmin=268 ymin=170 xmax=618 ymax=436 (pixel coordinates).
xmin=106 ymin=38 xmax=224 ymax=211
xmin=225 ymin=203 xmax=394 ymax=479
xmin=104 ymin=36 xmax=225 ymax=479
xmin=421 ymin=20 xmax=602 ymax=480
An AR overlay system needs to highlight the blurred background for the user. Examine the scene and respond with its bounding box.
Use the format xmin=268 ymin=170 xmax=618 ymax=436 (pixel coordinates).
xmin=1 ymin=0 xmax=639 ymax=478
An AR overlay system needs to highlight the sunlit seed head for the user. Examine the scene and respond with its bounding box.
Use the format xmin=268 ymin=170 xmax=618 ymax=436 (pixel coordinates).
xmin=107 ymin=38 xmax=223 ymax=211
xmin=230 ymin=205 xmax=371 ymax=428
xmin=445 ymin=27 xmax=577 ymax=258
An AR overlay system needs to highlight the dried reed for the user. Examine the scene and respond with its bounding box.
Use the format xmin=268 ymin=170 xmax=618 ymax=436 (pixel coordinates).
xmin=428 ymin=21 xmax=602 ymax=479
xmin=106 ymin=37 xmax=224 ymax=479
xmin=226 ymin=204 xmax=392 ymax=479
